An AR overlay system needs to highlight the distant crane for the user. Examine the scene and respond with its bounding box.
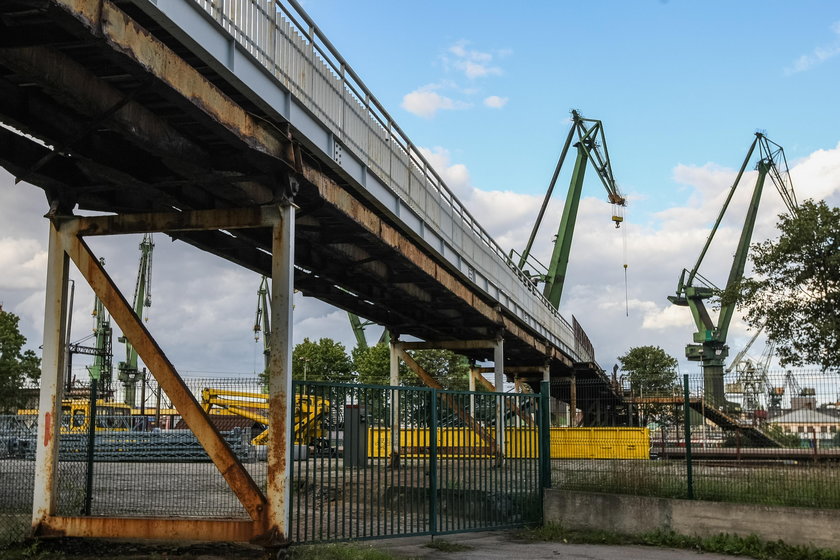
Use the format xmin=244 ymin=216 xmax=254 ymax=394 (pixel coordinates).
xmin=726 ymin=330 xmax=774 ymax=413
xmin=253 ymin=276 xmax=271 ymax=376
xmin=86 ymin=258 xmax=114 ymax=395
xmin=515 ymin=109 xmax=627 ymax=309
xmin=668 ymin=133 xmax=797 ymax=410
xmin=117 ymin=234 xmax=154 ymax=407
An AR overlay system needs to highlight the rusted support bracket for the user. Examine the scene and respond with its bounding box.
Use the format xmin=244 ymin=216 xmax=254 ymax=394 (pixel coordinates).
xmin=37 ymin=516 xmax=259 ymax=542
xmin=66 ymin=206 xmax=279 ymax=236
xmin=396 ymin=348 xmax=500 ymax=457
xmin=470 ymin=369 xmax=534 ymax=427
xmin=56 ymin=226 xmax=267 ymax=521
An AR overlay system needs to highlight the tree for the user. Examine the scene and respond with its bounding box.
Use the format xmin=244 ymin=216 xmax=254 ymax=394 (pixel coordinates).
xmin=352 ymin=343 xmax=469 ymax=390
xmin=0 ymin=308 xmax=41 ymax=413
xmin=618 ymin=345 xmax=679 ymax=395
xmin=727 ymin=200 xmax=840 ymax=372
xmin=618 ymin=345 xmax=679 ymax=428
xmin=292 ymin=337 xmax=354 ymax=383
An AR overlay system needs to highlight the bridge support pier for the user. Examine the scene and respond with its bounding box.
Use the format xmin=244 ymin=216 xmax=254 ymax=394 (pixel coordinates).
xmin=30 ymin=208 xmax=283 ymax=543
xmin=265 ymin=202 xmax=295 ymax=546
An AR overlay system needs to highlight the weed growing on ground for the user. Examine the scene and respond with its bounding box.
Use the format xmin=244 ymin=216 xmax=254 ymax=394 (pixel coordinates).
xmin=519 ymin=524 xmax=840 ymax=560
xmin=424 ymin=539 xmax=474 ymax=552
xmin=289 ymin=543 xmax=395 ymax=560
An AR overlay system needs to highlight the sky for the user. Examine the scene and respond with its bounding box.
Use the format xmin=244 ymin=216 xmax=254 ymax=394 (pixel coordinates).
xmin=1 ymin=0 xmax=840 ymax=385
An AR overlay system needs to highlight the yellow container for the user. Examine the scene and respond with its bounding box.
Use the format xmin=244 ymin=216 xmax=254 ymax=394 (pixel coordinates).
xmin=367 ymin=426 xmax=648 ymax=460
xmin=549 ymin=427 xmax=649 ymax=459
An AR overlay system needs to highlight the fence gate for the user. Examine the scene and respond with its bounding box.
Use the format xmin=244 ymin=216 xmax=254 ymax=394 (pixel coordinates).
xmin=289 ymin=381 xmax=547 ymax=542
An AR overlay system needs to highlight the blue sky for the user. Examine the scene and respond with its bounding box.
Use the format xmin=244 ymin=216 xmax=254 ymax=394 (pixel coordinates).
xmin=2 ymin=0 xmax=840 ymax=384
xmin=301 ymin=0 xmax=840 ymax=216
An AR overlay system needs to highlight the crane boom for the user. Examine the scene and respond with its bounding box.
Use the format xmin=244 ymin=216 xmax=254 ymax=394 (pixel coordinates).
xmin=517 ymin=110 xmax=626 ymax=309
xmin=668 ymin=133 xmax=797 ymax=409
xmin=117 ymin=234 xmax=154 ymax=406
xmin=254 ymin=276 xmax=271 ymax=377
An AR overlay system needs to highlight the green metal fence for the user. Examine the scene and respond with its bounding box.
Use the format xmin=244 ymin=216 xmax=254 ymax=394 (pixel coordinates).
xmin=550 ymin=370 xmax=840 ymax=510
xmin=289 ymin=381 xmax=546 ymax=542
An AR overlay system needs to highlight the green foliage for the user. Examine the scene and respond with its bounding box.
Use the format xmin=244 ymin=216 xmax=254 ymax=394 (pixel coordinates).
xmin=762 ymin=423 xmax=803 ymax=448
xmin=292 ymin=338 xmax=354 ymax=383
xmin=0 ymin=309 xmax=40 ymax=413
xmin=618 ymin=345 xmax=679 ymax=427
xmin=729 ymin=200 xmax=840 ymax=372
xmin=424 ymin=539 xmax=473 ymax=552
xmin=617 ymin=345 xmax=678 ymax=394
xmin=352 ymin=343 xmax=469 ymax=390
xmin=290 ymin=543 xmax=395 ymax=560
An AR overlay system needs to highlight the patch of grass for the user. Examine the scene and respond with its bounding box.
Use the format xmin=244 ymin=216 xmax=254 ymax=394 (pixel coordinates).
xmin=424 ymin=539 xmax=473 ymax=552
xmin=0 ymin=540 xmax=64 ymax=560
xmin=519 ymin=524 xmax=840 ymax=560
xmin=289 ymin=543 xmax=395 ymax=560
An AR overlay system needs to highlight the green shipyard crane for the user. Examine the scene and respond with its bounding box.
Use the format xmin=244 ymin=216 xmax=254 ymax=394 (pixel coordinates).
xmin=117 ymin=234 xmax=154 ymax=407
xmin=668 ymin=133 xmax=797 ymax=409
xmin=253 ymin=275 xmax=271 ymax=376
xmin=87 ymin=258 xmax=114 ymax=395
xmin=516 ymin=110 xmax=627 ymax=309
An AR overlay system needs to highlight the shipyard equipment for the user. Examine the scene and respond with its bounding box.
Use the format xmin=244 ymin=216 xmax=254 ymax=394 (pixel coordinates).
xmin=515 ymin=110 xmax=627 ymax=308
xmin=668 ymin=133 xmax=797 ymax=409
xmin=117 ymin=234 xmax=154 ymax=407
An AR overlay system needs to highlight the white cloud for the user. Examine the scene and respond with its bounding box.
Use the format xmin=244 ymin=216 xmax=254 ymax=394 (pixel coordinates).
xmin=785 ymin=21 xmax=840 ymax=74
xmin=412 ymin=141 xmax=840 ymax=373
xmin=401 ymin=86 xmax=469 ymax=118
xmin=483 ymin=95 xmax=508 ymax=109
xmin=446 ymin=40 xmax=503 ymax=79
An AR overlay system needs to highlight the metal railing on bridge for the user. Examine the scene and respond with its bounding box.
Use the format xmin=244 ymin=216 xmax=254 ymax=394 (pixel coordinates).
xmin=183 ymin=0 xmax=593 ymax=363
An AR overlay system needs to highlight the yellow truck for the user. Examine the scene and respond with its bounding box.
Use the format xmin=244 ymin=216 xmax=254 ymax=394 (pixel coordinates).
xmin=200 ymin=388 xmax=330 ymax=447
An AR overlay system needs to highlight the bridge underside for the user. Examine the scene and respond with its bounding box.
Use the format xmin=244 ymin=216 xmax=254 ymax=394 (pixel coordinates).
xmin=0 ymin=0 xmax=610 ymax=378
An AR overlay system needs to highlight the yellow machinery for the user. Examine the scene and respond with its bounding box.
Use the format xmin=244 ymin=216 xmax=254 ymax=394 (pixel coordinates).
xmin=200 ymin=388 xmax=330 ymax=447
xmin=368 ymin=427 xmax=650 ymax=460
xmin=18 ymin=399 xmax=133 ymax=433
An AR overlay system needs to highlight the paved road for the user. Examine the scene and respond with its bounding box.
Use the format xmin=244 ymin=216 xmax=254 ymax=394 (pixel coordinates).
xmin=372 ymin=531 xmax=743 ymax=560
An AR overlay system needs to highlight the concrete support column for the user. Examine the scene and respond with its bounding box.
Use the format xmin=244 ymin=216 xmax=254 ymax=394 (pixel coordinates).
xmin=32 ymin=222 xmax=69 ymax=531
xmin=389 ymin=338 xmax=400 ymax=467
xmin=266 ymin=203 xmax=295 ymax=542
xmin=570 ymin=374 xmax=577 ymax=427
xmin=468 ymin=366 xmax=477 ymax=418
xmin=494 ymin=338 xmax=505 ymax=462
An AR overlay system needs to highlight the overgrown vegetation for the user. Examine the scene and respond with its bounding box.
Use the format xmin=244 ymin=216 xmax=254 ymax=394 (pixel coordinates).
xmin=554 ymin=460 xmax=840 ymax=509
xmin=424 ymin=539 xmax=474 ymax=552
xmin=289 ymin=543 xmax=395 ymax=560
xmin=520 ymin=524 xmax=840 ymax=560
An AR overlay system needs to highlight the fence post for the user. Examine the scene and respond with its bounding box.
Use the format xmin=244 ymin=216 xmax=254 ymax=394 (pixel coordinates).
xmin=683 ymin=373 xmax=694 ymax=500
xmin=540 ymin=380 xmax=552 ymax=491
xmin=83 ymin=378 xmax=98 ymax=516
xmin=429 ymin=389 xmax=438 ymax=535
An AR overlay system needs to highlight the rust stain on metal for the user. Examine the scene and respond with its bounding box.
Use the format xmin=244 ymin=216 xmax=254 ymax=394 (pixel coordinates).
xmin=43 ymin=412 xmax=51 ymax=447
xmin=54 ymin=0 xmax=103 ymax=34
xmin=61 ymin=228 xmax=267 ymax=521
xmin=74 ymin=207 xmax=274 ymax=236
xmin=98 ymin=2 xmax=291 ymax=166
xmin=38 ymin=515 xmax=258 ymax=542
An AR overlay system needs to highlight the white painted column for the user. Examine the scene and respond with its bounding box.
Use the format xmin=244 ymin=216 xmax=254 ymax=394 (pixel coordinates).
xmin=266 ymin=203 xmax=294 ymax=541
xmin=494 ymin=338 xmax=505 ymax=462
xmin=389 ymin=338 xmax=400 ymax=466
xmin=32 ymin=222 xmax=69 ymax=531
xmin=543 ymin=362 xmax=551 ymax=427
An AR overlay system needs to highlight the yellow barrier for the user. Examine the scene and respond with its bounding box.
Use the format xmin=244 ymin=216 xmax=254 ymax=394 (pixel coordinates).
xmin=368 ymin=427 xmax=649 ymax=459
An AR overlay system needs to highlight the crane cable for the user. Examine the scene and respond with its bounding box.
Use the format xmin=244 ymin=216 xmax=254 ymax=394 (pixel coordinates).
xmin=622 ymin=215 xmax=629 ymax=317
